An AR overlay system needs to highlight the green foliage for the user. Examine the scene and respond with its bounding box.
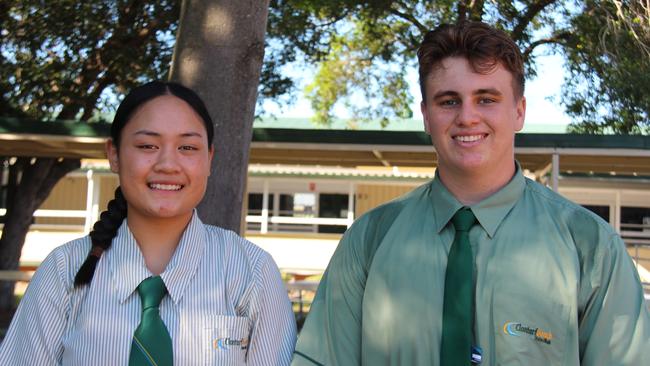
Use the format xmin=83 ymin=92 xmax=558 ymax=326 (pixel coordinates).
xmin=0 ymin=1 xmax=179 ymax=121
xmin=564 ymin=0 xmax=650 ymax=134
xmin=267 ymin=0 xmax=573 ymax=127
xmin=2 ymin=0 xmax=647 ymax=133
xmin=267 ymin=0 xmax=649 ymax=134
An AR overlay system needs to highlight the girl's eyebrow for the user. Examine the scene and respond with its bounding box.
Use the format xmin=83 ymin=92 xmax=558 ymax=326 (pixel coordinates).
xmin=132 ymin=130 xmax=204 ymax=138
xmin=133 ymin=129 xmax=160 ymax=137
xmin=180 ymin=132 xmax=204 ymax=138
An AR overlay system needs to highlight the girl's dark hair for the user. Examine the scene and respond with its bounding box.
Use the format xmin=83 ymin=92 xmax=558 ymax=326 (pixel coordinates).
xmin=74 ymin=81 xmax=214 ymax=287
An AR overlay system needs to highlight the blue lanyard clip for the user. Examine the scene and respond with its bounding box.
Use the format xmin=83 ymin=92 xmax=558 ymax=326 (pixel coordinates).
xmin=471 ymin=345 xmax=482 ymax=364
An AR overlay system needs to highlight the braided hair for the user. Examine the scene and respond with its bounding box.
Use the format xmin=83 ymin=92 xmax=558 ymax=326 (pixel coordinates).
xmin=74 ymin=187 xmax=127 ymax=286
xmin=74 ymin=81 xmax=214 ymax=287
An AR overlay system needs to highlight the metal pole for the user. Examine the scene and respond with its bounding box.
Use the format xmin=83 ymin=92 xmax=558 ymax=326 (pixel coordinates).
xmin=347 ymin=183 xmax=355 ymax=227
xmin=551 ymin=153 xmax=559 ymax=192
xmin=261 ymin=180 xmax=269 ymax=234
xmin=84 ymin=170 xmax=94 ymax=234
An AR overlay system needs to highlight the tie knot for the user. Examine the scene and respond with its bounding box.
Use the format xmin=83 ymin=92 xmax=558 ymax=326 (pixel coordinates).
xmin=137 ymin=276 xmax=167 ymax=310
xmin=452 ymin=208 xmax=476 ymax=232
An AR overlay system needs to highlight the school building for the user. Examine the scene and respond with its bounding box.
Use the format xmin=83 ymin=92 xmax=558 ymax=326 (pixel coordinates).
xmin=1 ymin=117 xmax=649 ymax=298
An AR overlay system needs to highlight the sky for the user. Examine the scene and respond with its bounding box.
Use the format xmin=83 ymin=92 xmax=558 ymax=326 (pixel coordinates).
xmin=262 ymin=51 xmax=572 ymax=128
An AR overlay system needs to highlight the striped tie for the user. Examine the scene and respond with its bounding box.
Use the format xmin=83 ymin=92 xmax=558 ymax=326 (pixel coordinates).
xmin=129 ymin=276 xmax=173 ymax=366
xmin=441 ymin=208 xmax=477 ymax=366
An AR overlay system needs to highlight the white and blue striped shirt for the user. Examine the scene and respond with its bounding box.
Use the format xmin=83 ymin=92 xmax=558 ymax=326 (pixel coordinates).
xmin=0 ymin=212 xmax=297 ymax=365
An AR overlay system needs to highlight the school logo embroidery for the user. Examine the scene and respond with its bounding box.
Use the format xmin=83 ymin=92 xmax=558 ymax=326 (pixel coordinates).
xmin=503 ymin=321 xmax=553 ymax=345
xmin=213 ymin=337 xmax=249 ymax=350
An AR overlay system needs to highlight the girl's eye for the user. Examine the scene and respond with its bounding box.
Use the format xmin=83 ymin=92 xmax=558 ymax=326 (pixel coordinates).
xmin=137 ymin=144 xmax=157 ymax=150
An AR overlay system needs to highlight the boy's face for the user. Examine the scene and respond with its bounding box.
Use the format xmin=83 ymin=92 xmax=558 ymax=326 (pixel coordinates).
xmin=420 ymin=57 xmax=526 ymax=180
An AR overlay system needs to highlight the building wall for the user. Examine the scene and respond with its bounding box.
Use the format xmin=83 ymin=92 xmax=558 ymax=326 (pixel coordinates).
xmin=355 ymin=184 xmax=416 ymax=217
xmin=34 ymin=173 xmax=118 ymax=227
xmin=99 ymin=175 xmax=119 ymax=211
xmin=36 ymin=175 xmax=87 ymax=226
xmin=20 ymin=171 xmax=650 ymax=281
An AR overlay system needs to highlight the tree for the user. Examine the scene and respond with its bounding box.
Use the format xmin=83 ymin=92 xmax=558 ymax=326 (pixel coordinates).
xmin=564 ymin=0 xmax=650 ymax=134
xmin=265 ymin=0 xmax=648 ymax=133
xmin=0 ymin=0 xmax=179 ymax=311
xmin=169 ymin=0 xmax=270 ymax=233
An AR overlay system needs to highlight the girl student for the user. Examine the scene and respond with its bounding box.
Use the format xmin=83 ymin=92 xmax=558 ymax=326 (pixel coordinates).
xmin=0 ymin=81 xmax=297 ymax=365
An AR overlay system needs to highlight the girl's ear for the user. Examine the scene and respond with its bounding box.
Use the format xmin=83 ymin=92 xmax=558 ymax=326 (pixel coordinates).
xmin=207 ymin=145 xmax=215 ymax=176
xmin=106 ymin=139 xmax=119 ymax=173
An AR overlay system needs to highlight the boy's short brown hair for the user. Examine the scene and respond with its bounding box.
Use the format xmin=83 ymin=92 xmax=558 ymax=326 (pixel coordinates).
xmin=417 ymin=21 xmax=525 ymax=101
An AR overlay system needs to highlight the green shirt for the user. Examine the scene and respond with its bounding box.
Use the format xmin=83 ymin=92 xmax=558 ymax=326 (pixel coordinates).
xmin=293 ymin=167 xmax=650 ymax=365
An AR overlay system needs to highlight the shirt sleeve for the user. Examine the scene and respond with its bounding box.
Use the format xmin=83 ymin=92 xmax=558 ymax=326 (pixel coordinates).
xmin=292 ymin=221 xmax=369 ymax=366
xmin=578 ymin=233 xmax=650 ymax=365
xmin=0 ymin=249 xmax=69 ymax=365
xmin=246 ymin=252 xmax=297 ymax=366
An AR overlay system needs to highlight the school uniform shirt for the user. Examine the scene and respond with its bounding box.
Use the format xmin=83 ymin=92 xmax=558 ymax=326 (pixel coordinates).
xmin=0 ymin=211 xmax=297 ymax=365
xmin=292 ymin=165 xmax=650 ymax=366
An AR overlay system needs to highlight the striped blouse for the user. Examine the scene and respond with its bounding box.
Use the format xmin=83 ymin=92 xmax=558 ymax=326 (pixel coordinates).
xmin=0 ymin=212 xmax=297 ymax=365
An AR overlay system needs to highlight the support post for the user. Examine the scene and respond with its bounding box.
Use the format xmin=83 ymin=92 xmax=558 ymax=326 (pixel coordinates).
xmin=261 ymin=180 xmax=269 ymax=234
xmin=347 ymin=183 xmax=355 ymax=227
xmin=551 ymin=153 xmax=560 ymax=192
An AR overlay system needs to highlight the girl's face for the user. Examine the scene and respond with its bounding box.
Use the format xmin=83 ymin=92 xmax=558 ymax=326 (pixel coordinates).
xmin=107 ymin=95 xmax=213 ymax=224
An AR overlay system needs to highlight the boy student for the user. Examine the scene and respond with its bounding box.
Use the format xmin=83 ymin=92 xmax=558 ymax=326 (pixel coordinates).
xmin=292 ymin=21 xmax=649 ymax=366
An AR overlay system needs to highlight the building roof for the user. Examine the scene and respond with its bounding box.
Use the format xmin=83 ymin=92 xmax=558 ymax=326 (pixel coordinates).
xmin=1 ymin=117 xmax=650 ymax=176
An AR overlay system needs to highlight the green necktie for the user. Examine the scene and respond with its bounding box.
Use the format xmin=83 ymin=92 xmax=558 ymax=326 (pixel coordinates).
xmin=441 ymin=208 xmax=476 ymax=366
xmin=129 ymin=276 xmax=173 ymax=366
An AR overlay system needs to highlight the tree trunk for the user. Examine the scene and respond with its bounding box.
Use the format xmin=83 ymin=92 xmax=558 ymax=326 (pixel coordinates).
xmin=0 ymin=157 xmax=80 ymax=312
xmin=169 ymin=0 xmax=270 ymax=233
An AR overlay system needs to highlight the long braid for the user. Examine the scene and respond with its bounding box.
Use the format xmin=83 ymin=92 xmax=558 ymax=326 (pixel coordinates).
xmin=74 ymin=187 xmax=128 ymax=287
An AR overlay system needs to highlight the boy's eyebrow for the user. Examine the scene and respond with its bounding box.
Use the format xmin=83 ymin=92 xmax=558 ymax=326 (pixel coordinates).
xmin=432 ymin=90 xmax=459 ymax=99
xmin=474 ymin=88 xmax=502 ymax=96
xmin=432 ymin=88 xmax=503 ymax=99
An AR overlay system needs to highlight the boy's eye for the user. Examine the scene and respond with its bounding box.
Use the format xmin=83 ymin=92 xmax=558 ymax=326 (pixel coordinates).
xmin=179 ymin=145 xmax=198 ymax=151
xmin=479 ymin=97 xmax=496 ymax=104
xmin=439 ymin=99 xmax=459 ymax=106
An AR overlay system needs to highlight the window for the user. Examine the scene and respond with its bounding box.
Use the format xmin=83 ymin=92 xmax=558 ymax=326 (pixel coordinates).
xmin=582 ymin=205 xmax=610 ymax=223
xmin=621 ymin=206 xmax=650 ymax=232
xmin=318 ymin=194 xmax=349 ymax=234
xmin=0 ymin=159 xmax=8 ymax=222
xmin=292 ymin=193 xmax=316 ymax=218
xmin=279 ymin=194 xmax=294 ymax=216
xmin=247 ymin=193 xmax=274 ymax=216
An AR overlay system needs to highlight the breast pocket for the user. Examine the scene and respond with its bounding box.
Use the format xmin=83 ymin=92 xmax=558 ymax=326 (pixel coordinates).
xmin=492 ymin=289 xmax=568 ymax=366
xmin=204 ymin=315 xmax=252 ymax=365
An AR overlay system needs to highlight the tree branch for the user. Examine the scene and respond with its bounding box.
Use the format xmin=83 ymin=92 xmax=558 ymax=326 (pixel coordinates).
xmin=314 ymin=10 xmax=350 ymax=28
xmin=80 ymin=74 xmax=115 ymax=121
xmin=512 ymin=0 xmax=557 ymax=41
xmin=469 ymin=0 xmax=486 ymax=21
xmin=389 ymin=4 xmax=428 ymax=34
xmin=522 ymin=32 xmax=571 ymax=61
xmin=457 ymin=0 xmax=468 ymax=23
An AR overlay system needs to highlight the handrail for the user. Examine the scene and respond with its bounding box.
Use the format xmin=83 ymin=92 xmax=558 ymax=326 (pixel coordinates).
xmin=0 ymin=271 xmax=33 ymax=282
xmin=245 ymin=215 xmax=350 ymax=226
xmin=0 ymin=208 xmax=86 ymax=218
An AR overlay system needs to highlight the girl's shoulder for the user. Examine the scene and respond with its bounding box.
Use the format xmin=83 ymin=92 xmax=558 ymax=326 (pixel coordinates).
xmin=202 ymin=225 xmax=274 ymax=275
xmin=39 ymin=235 xmax=92 ymax=290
